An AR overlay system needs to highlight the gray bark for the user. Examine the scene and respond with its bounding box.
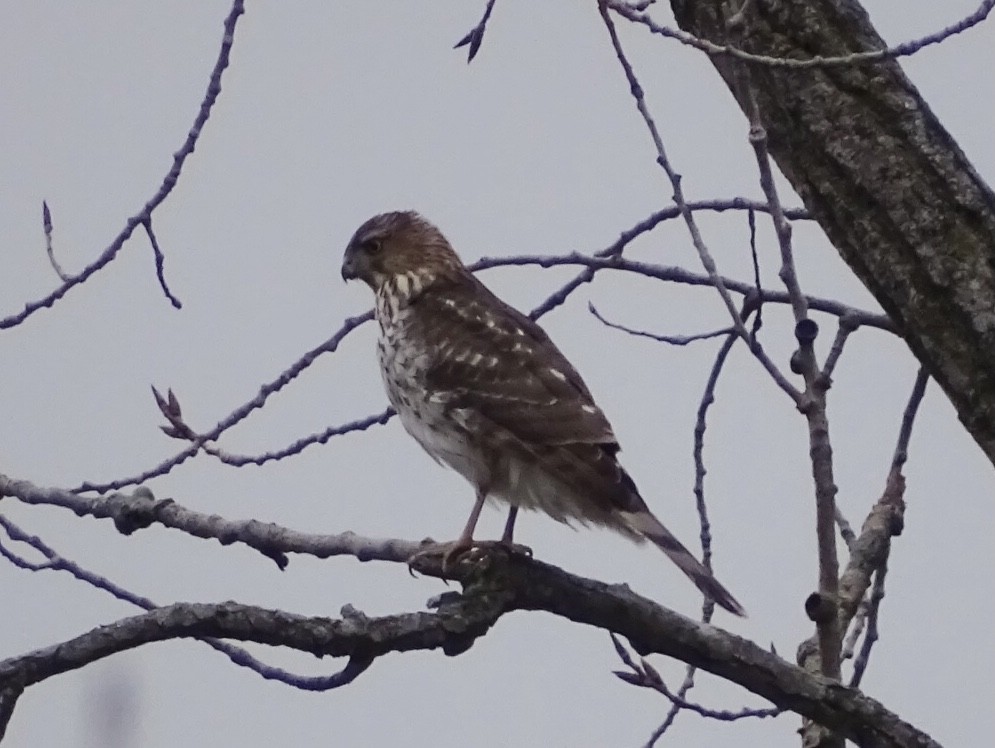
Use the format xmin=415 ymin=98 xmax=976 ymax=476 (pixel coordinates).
xmin=671 ymin=0 xmax=995 ymax=467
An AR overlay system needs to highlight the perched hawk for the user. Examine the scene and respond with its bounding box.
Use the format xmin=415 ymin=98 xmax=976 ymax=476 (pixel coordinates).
xmin=341 ymin=211 xmax=745 ymax=616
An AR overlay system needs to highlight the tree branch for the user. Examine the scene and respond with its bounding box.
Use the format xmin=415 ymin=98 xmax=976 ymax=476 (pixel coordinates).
xmin=666 ymin=0 xmax=995 ymax=469
xmin=0 ymin=0 xmax=246 ymax=330
xmin=0 ymin=476 xmax=422 ymax=567
xmin=0 ymin=555 xmax=941 ymax=748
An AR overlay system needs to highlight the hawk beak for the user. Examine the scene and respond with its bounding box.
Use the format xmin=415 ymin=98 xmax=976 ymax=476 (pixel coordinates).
xmin=341 ymin=252 xmax=358 ymax=282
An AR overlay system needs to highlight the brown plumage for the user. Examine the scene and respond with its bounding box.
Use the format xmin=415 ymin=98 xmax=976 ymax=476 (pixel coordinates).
xmin=341 ymin=210 xmax=745 ymax=616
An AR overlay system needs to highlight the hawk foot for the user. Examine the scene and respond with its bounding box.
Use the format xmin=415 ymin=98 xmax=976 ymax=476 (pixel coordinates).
xmin=407 ymin=539 xmax=533 ymax=577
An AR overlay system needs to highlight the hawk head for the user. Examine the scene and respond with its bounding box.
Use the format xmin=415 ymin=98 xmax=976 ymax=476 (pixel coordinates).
xmin=341 ymin=211 xmax=465 ymax=292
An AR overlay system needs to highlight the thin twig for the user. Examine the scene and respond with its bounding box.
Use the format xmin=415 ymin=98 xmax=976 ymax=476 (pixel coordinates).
xmin=588 ymin=302 xmax=733 ymax=346
xmin=529 ymin=198 xmax=809 ymax=319
xmin=746 ymin=207 xmax=764 ymax=337
xmin=598 ymin=1 xmax=801 ymax=404
xmin=692 ymin=333 xmax=741 ymax=579
xmin=201 ymin=408 xmax=393 ymax=467
xmin=454 ymin=0 xmax=498 ymax=62
xmin=834 ymin=506 xmax=857 ymax=552
xmin=81 ymin=198 xmax=816 ymax=491
xmin=0 ymin=0 xmax=246 ymax=330
xmin=611 ymin=635 xmax=782 ymax=726
xmin=477 ymin=255 xmax=894 ymax=331
xmin=74 ymin=310 xmax=374 ymax=493
xmin=608 ymin=0 xmax=995 ymax=69
xmin=744 ymin=93 xmax=806 ymax=324
xmin=41 ymin=201 xmax=69 ymax=282
xmin=0 ymin=515 xmax=373 ymax=691
xmin=646 ymin=331 xmax=738 ymax=741
xmin=892 ymin=368 xmax=930 ymax=468
xmin=142 ymin=218 xmax=182 ymax=309
xmin=849 ymin=567 xmax=887 ymax=688
xmin=841 ymin=595 xmax=869 ymax=662
xmin=820 ymin=315 xmax=860 ymax=382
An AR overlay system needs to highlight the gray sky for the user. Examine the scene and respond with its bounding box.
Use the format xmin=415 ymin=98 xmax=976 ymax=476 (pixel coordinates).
xmin=1 ymin=2 xmax=992 ymax=746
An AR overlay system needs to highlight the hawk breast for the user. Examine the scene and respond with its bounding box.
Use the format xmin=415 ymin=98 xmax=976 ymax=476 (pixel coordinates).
xmin=373 ymin=271 xmax=639 ymax=530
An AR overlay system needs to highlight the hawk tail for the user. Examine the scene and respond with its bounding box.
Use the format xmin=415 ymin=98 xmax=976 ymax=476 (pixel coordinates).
xmin=622 ymin=510 xmax=746 ymax=617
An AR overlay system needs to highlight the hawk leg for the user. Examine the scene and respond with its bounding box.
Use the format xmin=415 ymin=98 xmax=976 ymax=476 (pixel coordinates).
xmin=406 ymin=486 xmax=488 ymax=574
xmin=500 ymin=506 xmax=518 ymax=545
xmin=499 ymin=507 xmax=531 ymax=557
xmin=407 ymin=489 xmax=531 ymax=574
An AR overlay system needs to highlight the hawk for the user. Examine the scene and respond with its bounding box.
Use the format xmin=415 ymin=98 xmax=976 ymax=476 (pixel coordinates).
xmin=341 ymin=210 xmax=745 ymax=616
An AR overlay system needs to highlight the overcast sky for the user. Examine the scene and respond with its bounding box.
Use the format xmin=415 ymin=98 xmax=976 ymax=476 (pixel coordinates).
xmin=1 ymin=2 xmax=993 ymax=747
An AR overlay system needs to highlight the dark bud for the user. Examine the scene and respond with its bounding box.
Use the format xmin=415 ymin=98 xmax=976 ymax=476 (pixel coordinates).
xmin=795 ymin=318 xmax=819 ymax=346
xmin=790 ymin=349 xmax=805 ymax=375
xmin=804 ymin=591 xmax=837 ymax=623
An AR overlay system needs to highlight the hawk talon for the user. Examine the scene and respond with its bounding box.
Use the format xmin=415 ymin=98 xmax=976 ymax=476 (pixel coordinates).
xmin=406 ymin=539 xmax=533 ymax=577
xmin=406 ymin=541 xmax=473 ymax=579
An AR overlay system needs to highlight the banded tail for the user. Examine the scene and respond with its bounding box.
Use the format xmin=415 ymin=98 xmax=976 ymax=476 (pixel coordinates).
xmin=623 ymin=510 xmax=746 ymax=617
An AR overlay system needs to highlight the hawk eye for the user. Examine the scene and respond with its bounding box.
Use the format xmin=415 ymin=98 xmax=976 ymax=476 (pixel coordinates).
xmin=362 ymin=238 xmax=383 ymax=254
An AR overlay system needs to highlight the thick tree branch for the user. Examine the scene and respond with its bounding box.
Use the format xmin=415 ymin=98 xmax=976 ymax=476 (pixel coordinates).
xmin=0 ymin=555 xmax=939 ymax=748
xmin=666 ymin=0 xmax=995 ymax=469
xmin=796 ymin=369 xmax=927 ymax=745
xmin=0 ymin=476 xmax=422 ymax=567
xmin=0 ymin=514 xmax=378 ymax=692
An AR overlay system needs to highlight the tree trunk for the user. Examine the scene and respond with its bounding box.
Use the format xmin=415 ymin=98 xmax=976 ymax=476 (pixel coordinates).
xmin=671 ymin=0 xmax=995 ymax=468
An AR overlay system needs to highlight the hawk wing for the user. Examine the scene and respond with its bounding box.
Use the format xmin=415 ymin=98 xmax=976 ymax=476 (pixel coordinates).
xmin=415 ymin=275 xmax=615 ymax=448
xmin=411 ymin=275 xmax=644 ymax=517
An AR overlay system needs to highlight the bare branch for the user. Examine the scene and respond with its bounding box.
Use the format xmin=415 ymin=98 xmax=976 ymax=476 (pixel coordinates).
xmin=598 ymin=2 xmax=801 ymax=403
xmin=40 ymin=201 xmax=69 ymax=282
xmin=142 ymin=217 xmax=182 ymax=309
xmin=745 ymin=208 xmax=765 ymax=337
xmin=608 ymin=0 xmax=994 ymax=69
xmin=527 ymin=198 xmax=809 ymax=319
xmin=849 ymin=567 xmax=888 ymax=689
xmin=0 ymin=685 xmax=22 ymax=743
xmin=841 ymin=594 xmax=869 ymax=663
xmin=820 ymin=315 xmax=861 ymax=383
xmin=76 ymin=310 xmax=374 ymax=492
xmin=892 ymin=368 xmax=930 ymax=469
xmin=476 ymin=258 xmax=893 ymax=332
xmin=0 ymin=555 xmax=943 ymax=748
xmin=201 ymin=408 xmax=394 ymax=468
xmin=612 ymin=635 xmax=782 ymax=722
xmin=645 ymin=326 xmax=742 ymax=742
xmin=0 ymin=515 xmax=378 ymax=692
xmin=0 ymin=0 xmax=246 ymax=330
xmin=842 ymin=369 xmax=927 ymax=688
xmin=799 ymin=367 xmax=928 ymax=704
xmin=77 ymin=247 xmax=889 ymax=494
xmin=691 ymin=333 xmax=739 ymax=580
xmin=588 ymin=302 xmax=733 ymax=346
xmin=0 ymin=598 xmax=504 ymax=695
xmin=69 ymin=199 xmax=814 ymax=494
xmin=1 ymin=476 xmax=422 ymax=567
xmin=834 ymin=506 xmax=857 ymax=552
xmin=454 ymin=0 xmax=498 ymax=62
xmin=802 ymin=398 xmax=843 ymax=684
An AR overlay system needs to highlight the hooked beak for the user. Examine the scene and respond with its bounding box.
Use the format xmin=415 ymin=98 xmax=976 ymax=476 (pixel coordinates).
xmin=341 ymin=249 xmax=359 ymax=282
